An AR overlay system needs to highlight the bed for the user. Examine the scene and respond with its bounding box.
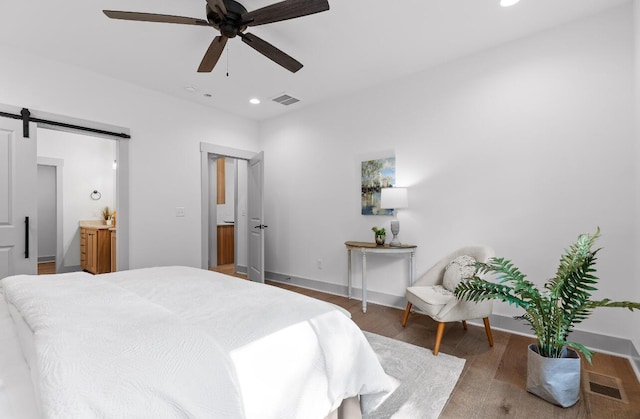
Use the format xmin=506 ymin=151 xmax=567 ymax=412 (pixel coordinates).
xmin=0 ymin=266 xmax=395 ymax=419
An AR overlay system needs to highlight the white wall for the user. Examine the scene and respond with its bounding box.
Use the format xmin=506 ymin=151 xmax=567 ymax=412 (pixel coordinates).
xmin=634 ymin=0 xmax=640 ymax=353
xmin=37 ymin=130 xmax=115 ymax=268
xmin=0 ymin=46 xmax=259 ymax=269
xmin=260 ymin=5 xmax=637 ymax=340
xmin=37 ymin=165 xmax=56 ymax=259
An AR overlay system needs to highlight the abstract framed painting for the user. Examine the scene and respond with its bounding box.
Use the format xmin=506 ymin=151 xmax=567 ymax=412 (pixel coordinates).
xmin=361 ymin=156 xmax=395 ymax=215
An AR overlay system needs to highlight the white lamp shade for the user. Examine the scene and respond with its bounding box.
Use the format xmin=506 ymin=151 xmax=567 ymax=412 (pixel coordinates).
xmin=380 ymin=187 xmax=408 ymax=209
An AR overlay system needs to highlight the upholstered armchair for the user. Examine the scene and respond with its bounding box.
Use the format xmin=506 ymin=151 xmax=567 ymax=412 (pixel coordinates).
xmin=401 ymin=245 xmax=495 ymax=355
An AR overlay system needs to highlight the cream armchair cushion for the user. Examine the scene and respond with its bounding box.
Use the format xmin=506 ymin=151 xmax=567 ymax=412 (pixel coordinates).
xmin=401 ymin=245 xmax=495 ymax=355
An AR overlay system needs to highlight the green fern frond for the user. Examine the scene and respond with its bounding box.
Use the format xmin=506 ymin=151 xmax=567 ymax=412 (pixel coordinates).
xmin=455 ymin=278 xmax=530 ymax=309
xmin=586 ymin=299 xmax=640 ymax=311
xmin=476 ymin=258 xmax=541 ymax=301
xmin=547 ymin=229 xmax=603 ymax=343
xmin=478 ymin=257 xmax=526 ymax=284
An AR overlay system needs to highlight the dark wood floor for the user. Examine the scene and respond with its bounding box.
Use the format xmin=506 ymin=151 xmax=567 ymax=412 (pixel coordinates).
xmin=37 ymin=262 xmax=56 ymax=275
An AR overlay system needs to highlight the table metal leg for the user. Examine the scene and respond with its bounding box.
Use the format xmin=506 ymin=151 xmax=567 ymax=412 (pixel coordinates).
xmin=347 ymin=249 xmax=352 ymax=299
xmin=362 ymin=251 xmax=367 ymax=313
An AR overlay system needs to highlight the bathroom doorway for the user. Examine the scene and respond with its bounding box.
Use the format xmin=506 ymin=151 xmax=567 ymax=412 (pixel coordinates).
xmin=36 ymin=159 xmax=62 ymax=274
xmin=36 ymin=129 xmax=118 ymax=274
xmin=201 ymin=143 xmax=263 ymax=281
xmin=208 ymin=156 xmax=248 ymax=276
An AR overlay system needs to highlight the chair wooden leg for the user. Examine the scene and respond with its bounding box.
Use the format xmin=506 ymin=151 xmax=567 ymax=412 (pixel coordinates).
xmin=401 ymin=302 xmax=412 ymax=327
xmin=462 ymin=320 xmax=467 ymax=330
xmin=483 ymin=317 xmax=494 ymax=347
xmin=433 ymin=322 xmax=446 ymax=356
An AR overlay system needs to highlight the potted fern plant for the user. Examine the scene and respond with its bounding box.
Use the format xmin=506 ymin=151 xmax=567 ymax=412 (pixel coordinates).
xmin=454 ymin=228 xmax=640 ymax=407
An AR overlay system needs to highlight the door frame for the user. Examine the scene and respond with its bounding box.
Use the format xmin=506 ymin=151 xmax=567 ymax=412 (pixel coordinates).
xmin=200 ymin=142 xmax=258 ymax=271
xmin=37 ymin=157 xmax=63 ymax=273
xmin=208 ymin=156 xmax=219 ymax=267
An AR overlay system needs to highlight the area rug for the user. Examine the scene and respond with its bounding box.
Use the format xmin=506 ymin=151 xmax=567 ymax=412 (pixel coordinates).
xmin=363 ymin=332 xmax=465 ymax=419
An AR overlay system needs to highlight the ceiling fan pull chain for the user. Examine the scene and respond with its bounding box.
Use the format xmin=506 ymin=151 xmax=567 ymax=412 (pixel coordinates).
xmin=226 ymin=46 xmax=229 ymax=77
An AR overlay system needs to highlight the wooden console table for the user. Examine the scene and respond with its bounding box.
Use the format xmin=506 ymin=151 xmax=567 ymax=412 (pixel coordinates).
xmin=345 ymin=241 xmax=417 ymax=313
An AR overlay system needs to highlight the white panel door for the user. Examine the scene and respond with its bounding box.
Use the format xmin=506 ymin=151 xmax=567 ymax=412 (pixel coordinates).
xmin=0 ymin=117 xmax=37 ymax=279
xmin=247 ymin=152 xmax=264 ymax=283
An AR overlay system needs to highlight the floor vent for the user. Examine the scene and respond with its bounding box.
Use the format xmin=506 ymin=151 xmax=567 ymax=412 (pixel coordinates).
xmin=272 ymin=94 xmax=300 ymax=106
xmin=584 ymin=371 xmax=627 ymax=403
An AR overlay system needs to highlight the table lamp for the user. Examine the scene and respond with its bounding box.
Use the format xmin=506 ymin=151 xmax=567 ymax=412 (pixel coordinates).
xmin=380 ymin=187 xmax=408 ymax=246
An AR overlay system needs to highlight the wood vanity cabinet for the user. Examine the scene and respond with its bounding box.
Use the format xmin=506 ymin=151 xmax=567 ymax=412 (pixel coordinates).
xmin=80 ymin=227 xmax=88 ymax=270
xmin=110 ymin=229 xmax=116 ymax=272
xmin=80 ymin=227 xmax=112 ymax=274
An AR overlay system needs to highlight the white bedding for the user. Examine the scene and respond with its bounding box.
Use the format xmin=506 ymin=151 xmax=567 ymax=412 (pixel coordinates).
xmin=0 ymin=287 xmax=39 ymax=419
xmin=1 ymin=267 xmax=394 ymax=419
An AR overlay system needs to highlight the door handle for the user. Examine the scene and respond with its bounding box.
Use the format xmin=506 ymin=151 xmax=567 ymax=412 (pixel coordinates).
xmin=254 ymin=224 xmax=269 ymax=229
xmin=24 ymin=216 xmax=29 ymax=258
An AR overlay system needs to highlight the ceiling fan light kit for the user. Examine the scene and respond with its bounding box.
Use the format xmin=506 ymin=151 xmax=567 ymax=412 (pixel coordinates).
xmin=103 ymin=0 xmax=330 ymax=74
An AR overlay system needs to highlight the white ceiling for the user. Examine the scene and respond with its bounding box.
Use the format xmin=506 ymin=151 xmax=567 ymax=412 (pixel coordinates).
xmin=0 ymin=0 xmax=630 ymax=121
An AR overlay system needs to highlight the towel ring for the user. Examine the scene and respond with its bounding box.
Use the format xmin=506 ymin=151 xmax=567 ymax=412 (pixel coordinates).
xmin=90 ymin=190 xmax=102 ymax=200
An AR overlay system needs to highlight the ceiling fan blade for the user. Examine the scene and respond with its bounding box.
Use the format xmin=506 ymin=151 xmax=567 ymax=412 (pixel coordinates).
xmin=103 ymin=10 xmax=211 ymax=26
xmin=198 ymin=36 xmax=228 ymax=72
xmin=240 ymin=32 xmax=302 ymax=73
xmin=242 ymin=0 xmax=329 ymax=27
xmin=206 ymin=0 xmax=228 ymax=18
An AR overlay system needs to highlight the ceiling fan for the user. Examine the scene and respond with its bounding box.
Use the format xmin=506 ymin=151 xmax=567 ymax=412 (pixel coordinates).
xmin=103 ymin=0 xmax=330 ymax=73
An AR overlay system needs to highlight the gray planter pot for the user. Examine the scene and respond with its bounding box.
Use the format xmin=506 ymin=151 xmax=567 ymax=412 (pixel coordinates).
xmin=526 ymin=344 xmax=581 ymax=407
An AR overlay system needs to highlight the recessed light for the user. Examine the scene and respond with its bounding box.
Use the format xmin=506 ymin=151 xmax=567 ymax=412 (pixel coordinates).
xmin=249 ymin=98 xmax=261 ymax=105
xmin=500 ymin=0 xmax=520 ymax=7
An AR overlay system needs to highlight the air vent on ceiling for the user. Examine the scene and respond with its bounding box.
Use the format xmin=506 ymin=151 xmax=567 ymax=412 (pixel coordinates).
xmin=272 ymin=94 xmax=300 ymax=106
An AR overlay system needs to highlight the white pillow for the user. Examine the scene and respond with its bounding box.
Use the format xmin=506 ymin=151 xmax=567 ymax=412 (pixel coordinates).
xmin=443 ymin=255 xmax=477 ymax=292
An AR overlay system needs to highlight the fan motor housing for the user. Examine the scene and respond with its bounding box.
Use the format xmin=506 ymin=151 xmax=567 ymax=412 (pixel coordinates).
xmin=206 ymin=0 xmax=248 ymax=37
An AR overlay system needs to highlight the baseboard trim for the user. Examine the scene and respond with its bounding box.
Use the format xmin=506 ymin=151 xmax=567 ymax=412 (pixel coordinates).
xmin=266 ymin=270 xmax=407 ymax=307
xmin=628 ymin=340 xmax=640 ymax=380
xmin=58 ymin=265 xmax=81 ymax=273
xmin=266 ymin=270 xmax=640 ymax=380
xmin=37 ymin=256 xmax=55 ymax=263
